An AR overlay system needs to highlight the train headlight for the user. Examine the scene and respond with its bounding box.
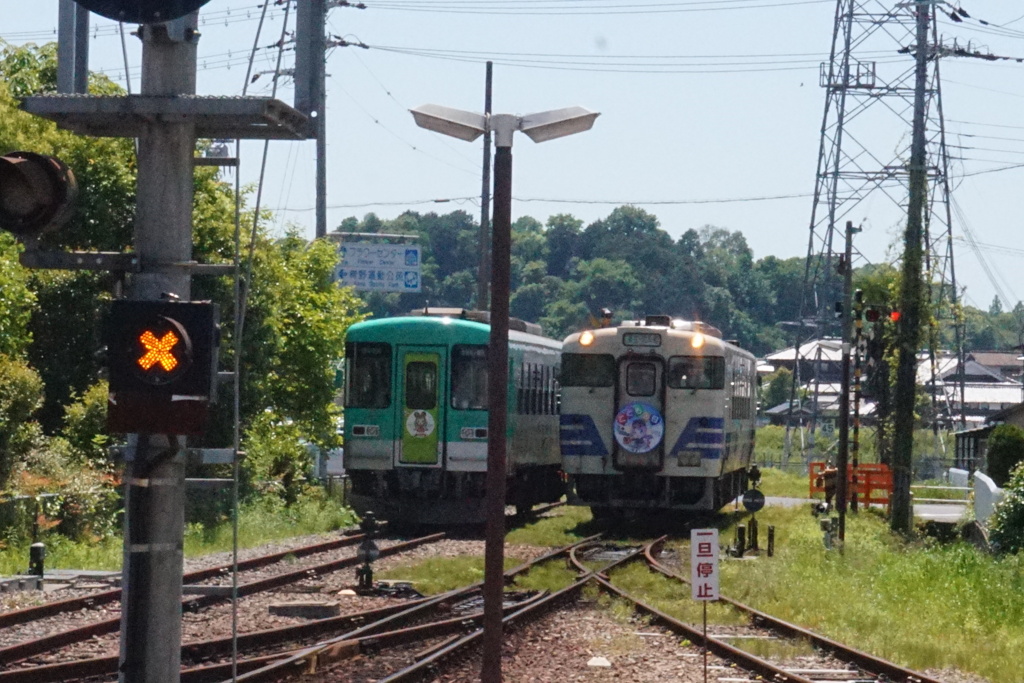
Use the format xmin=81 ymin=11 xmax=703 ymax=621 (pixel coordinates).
xmin=677 ymin=450 xmax=702 ymax=467
xmin=580 ymin=330 xmax=595 ymax=346
xmin=691 ymin=333 xmax=705 ymax=349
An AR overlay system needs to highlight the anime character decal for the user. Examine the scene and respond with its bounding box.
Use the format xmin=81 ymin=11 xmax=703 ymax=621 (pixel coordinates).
xmin=406 ymin=410 xmax=435 ymax=438
xmin=613 ymin=402 xmax=664 ymax=454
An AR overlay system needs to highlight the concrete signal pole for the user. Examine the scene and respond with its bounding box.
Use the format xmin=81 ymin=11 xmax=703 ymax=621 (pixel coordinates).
xmin=118 ymin=15 xmax=198 ymax=683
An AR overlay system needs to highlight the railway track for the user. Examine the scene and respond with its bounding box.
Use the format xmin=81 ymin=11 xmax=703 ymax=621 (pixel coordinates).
xmin=636 ymin=543 xmax=947 ymax=683
xmin=0 ymin=530 xmax=378 ymax=632
xmin=0 ymin=533 xmax=603 ymax=683
xmin=0 ymin=523 xmax=953 ymax=682
xmin=0 ymin=532 xmax=445 ymax=674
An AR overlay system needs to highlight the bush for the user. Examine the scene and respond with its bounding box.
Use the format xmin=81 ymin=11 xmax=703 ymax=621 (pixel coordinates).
xmin=987 ymin=424 xmax=1024 ymax=487
xmin=61 ymin=381 xmax=112 ymax=469
xmin=0 ymin=355 xmax=45 ymax=490
xmin=243 ymin=411 xmax=315 ymax=505
xmin=989 ymin=462 xmax=1024 ymax=554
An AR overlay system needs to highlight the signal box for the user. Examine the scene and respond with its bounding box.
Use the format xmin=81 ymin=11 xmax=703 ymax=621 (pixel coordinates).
xmin=106 ymin=300 xmax=219 ymax=434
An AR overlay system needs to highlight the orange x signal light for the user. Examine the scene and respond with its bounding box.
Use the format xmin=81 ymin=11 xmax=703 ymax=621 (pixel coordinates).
xmin=137 ymin=330 xmax=181 ymax=373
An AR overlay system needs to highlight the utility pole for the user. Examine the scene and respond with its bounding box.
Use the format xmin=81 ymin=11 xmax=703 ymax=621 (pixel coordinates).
xmin=118 ymin=15 xmax=198 ymax=682
xmin=891 ymin=1 xmax=930 ymax=534
xmin=836 ymin=220 xmax=857 ymax=542
xmin=295 ymin=0 xmax=328 ymax=238
xmin=477 ymin=62 xmax=493 ymax=310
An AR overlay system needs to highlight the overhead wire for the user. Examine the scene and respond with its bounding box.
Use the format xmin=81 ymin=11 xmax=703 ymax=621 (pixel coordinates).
xmin=231 ymin=0 xmax=276 ymax=678
xmin=367 ymin=0 xmax=834 ymax=15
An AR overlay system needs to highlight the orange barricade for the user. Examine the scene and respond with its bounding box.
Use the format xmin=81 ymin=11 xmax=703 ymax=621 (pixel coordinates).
xmin=809 ymin=462 xmax=893 ymax=509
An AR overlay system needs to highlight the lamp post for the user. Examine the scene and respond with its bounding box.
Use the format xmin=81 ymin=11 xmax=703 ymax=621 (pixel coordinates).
xmin=411 ymin=103 xmax=598 ymax=682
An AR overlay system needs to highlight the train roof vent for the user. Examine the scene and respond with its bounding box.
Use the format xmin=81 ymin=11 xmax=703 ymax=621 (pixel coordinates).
xmin=644 ymin=315 xmax=672 ymax=327
xmin=669 ymin=319 xmax=723 ymax=338
xmin=407 ymin=308 xmax=543 ymax=335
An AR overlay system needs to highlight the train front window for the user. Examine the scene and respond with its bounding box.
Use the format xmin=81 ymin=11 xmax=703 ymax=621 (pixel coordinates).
xmin=667 ymin=356 xmax=725 ymax=390
xmin=406 ymin=361 xmax=438 ymax=410
xmin=626 ymin=362 xmax=657 ymax=396
xmin=451 ymin=345 xmax=488 ymax=410
xmin=561 ymin=353 xmax=615 ymax=387
xmin=345 ymin=342 xmax=391 ymax=408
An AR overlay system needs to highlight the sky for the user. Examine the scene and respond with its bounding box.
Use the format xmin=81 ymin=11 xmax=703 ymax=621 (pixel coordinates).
xmin=6 ymin=0 xmax=1024 ymax=314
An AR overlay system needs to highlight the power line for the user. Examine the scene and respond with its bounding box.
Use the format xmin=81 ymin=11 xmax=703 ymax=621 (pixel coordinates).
xmin=367 ymin=0 xmax=833 ymax=15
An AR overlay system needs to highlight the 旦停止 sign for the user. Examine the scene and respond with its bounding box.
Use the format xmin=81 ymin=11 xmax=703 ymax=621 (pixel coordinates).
xmin=334 ymin=244 xmax=421 ymax=293
xmin=690 ymin=528 xmax=719 ymax=601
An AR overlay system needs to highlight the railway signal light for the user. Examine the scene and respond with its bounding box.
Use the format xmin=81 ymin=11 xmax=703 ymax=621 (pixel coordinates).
xmin=0 ymin=152 xmax=77 ymax=240
xmin=72 ymin=0 xmax=213 ymax=24
xmin=106 ymin=300 xmax=219 ymax=434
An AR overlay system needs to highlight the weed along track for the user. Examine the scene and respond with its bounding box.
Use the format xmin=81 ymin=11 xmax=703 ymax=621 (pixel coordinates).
xmin=0 ymin=531 xmax=446 ymax=680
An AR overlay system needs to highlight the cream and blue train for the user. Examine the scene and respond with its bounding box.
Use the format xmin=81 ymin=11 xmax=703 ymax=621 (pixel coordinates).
xmin=560 ymin=315 xmax=756 ymax=516
xmin=343 ymin=309 xmax=564 ymax=525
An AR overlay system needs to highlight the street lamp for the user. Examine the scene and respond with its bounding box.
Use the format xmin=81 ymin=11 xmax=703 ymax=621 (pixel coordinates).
xmin=412 ymin=103 xmax=597 ymax=683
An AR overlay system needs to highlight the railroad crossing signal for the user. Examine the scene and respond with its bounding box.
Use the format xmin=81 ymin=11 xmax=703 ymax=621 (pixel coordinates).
xmin=106 ymin=300 xmax=219 ymax=434
xmin=72 ymin=0 xmax=213 ymax=24
xmin=0 ymin=152 xmax=77 ymax=240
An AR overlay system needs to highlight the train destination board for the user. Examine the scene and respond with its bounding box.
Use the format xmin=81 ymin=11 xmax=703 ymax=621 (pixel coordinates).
xmin=335 ymin=244 xmax=422 ymax=293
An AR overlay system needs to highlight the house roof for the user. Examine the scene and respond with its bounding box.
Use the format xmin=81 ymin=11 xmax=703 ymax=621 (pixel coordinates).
xmin=764 ymin=338 xmax=843 ymax=363
xmin=935 ymin=383 xmax=1024 ymax=404
xmin=984 ymin=402 xmax=1024 ymax=424
xmin=969 ymin=351 xmax=1023 ymax=369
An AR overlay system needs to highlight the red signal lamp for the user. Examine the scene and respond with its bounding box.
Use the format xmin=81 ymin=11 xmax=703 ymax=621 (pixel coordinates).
xmin=889 ymin=310 xmax=901 ymax=322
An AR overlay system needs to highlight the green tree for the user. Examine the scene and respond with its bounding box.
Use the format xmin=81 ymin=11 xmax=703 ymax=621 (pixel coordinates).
xmin=544 ymin=213 xmax=583 ymax=278
xmin=989 ymin=463 xmax=1024 ymax=554
xmin=0 ymin=235 xmax=34 ymax=358
xmin=241 ymin=234 xmax=366 ymax=448
xmin=571 ymin=258 xmax=641 ymax=317
xmin=988 ymin=424 xmax=1024 ymax=487
xmin=762 ymin=367 xmax=794 ymax=411
xmin=0 ymin=355 xmax=44 ymax=489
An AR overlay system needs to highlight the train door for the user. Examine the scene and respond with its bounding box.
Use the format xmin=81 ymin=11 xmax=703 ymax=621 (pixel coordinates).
xmin=396 ymin=347 xmax=444 ymax=466
xmin=612 ymin=357 xmax=665 ymax=470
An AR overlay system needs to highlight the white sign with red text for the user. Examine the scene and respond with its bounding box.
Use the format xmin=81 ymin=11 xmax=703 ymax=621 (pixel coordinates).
xmin=690 ymin=529 xmax=720 ymax=601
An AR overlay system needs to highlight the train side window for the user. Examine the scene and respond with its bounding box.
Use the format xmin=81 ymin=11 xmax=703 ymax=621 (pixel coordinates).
xmin=561 ymin=353 xmax=615 ymax=387
xmin=626 ymin=362 xmax=657 ymax=396
xmin=451 ymin=345 xmax=488 ymax=410
xmin=345 ymin=342 xmax=391 ymax=409
xmin=406 ymin=362 xmax=437 ymax=410
xmin=668 ymin=356 xmax=725 ymax=390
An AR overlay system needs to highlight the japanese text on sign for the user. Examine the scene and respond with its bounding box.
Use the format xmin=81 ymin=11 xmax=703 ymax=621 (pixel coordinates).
xmin=334 ymin=244 xmax=422 ymax=293
xmin=690 ymin=528 xmax=719 ymax=601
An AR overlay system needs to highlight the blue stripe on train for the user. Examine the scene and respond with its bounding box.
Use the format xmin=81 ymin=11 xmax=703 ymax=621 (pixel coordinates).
xmin=669 ymin=417 xmax=725 ymax=459
xmin=559 ymin=414 xmax=608 ymax=456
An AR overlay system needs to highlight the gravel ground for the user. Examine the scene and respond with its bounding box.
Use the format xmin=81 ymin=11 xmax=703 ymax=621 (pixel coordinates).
xmin=0 ymin=532 xmax=547 ymax=668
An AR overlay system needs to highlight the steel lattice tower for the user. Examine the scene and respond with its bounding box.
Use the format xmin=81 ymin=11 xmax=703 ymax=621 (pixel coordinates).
xmin=802 ymin=0 xmax=965 ymax=437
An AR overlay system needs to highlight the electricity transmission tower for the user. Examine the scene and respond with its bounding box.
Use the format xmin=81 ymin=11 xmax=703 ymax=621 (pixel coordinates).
xmin=802 ymin=0 xmax=966 ymax=445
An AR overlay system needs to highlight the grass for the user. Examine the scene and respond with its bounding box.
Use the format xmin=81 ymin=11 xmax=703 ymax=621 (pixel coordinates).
xmin=756 ymin=466 xmax=811 ymax=499
xmin=712 ymin=505 xmax=1021 ymax=682
xmin=0 ymin=495 xmax=355 ymax=576
xmin=505 ymin=504 xmax=595 ymax=547
xmin=376 ymin=555 xmax=526 ymax=595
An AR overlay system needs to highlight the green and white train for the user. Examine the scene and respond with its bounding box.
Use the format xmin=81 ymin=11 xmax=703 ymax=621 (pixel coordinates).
xmin=342 ymin=309 xmax=564 ymax=525
xmin=560 ymin=315 xmax=757 ymax=517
